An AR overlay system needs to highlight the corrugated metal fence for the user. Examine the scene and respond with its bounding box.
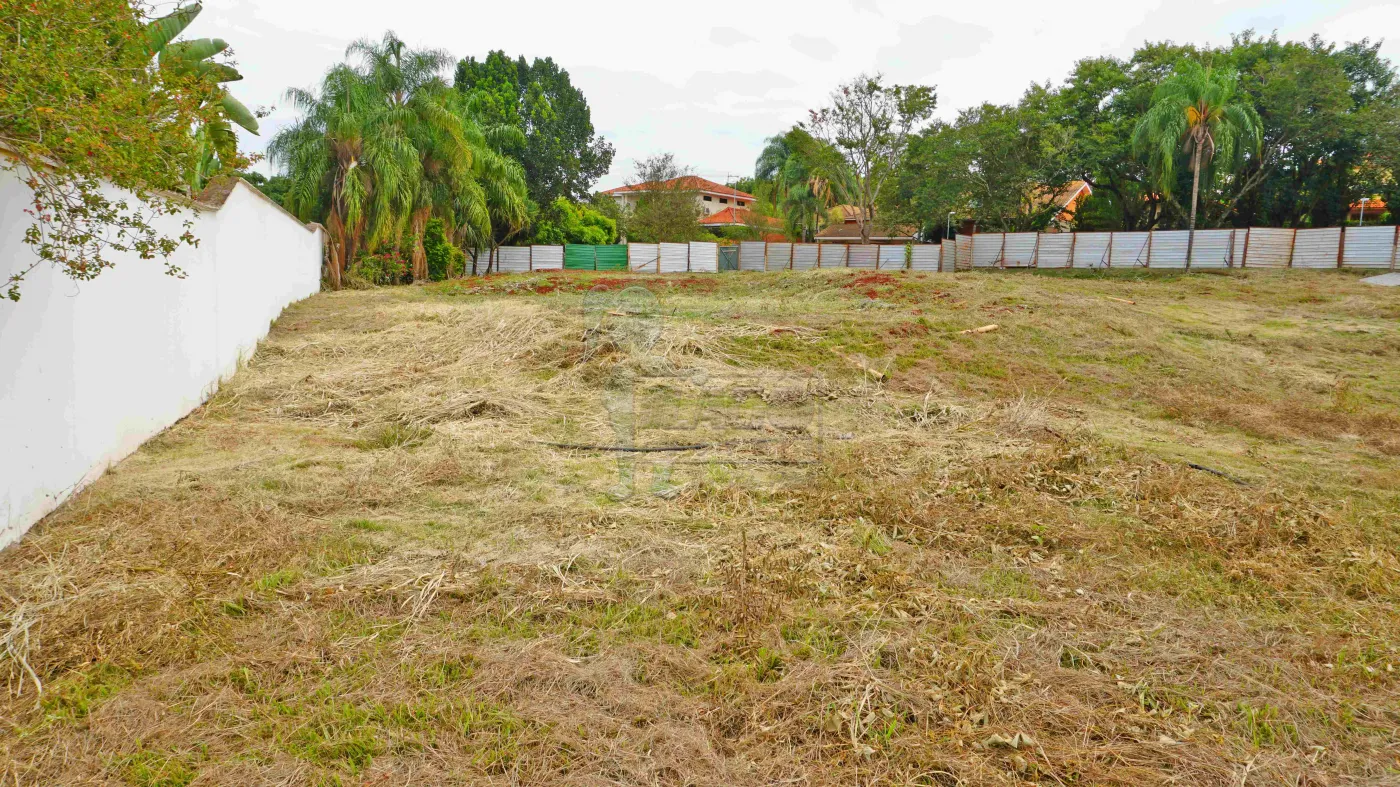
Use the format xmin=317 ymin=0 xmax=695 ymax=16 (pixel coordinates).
xmin=467 ymin=226 xmax=1399 ymax=275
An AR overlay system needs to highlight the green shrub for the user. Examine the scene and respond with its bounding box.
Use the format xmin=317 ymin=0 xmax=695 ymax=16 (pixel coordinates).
xmin=423 ymin=219 xmax=456 ymax=281
xmin=349 ymin=251 xmax=409 ymax=286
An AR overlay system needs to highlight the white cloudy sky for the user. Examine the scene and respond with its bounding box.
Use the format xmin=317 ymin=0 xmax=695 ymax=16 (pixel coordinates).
xmin=199 ymin=0 xmax=1397 ymax=190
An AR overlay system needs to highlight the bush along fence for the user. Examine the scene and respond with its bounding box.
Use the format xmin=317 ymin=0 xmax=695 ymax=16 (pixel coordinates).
xmin=467 ymin=225 xmax=1400 ymax=276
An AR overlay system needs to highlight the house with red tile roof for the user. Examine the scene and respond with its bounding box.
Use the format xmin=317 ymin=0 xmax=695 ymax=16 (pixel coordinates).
xmin=602 ymin=176 xmax=757 ymax=218
xmin=814 ymin=205 xmax=917 ymax=245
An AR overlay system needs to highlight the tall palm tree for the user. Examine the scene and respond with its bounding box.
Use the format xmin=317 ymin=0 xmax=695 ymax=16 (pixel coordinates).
xmin=270 ymin=33 xmax=529 ymax=286
xmin=269 ymin=64 xmax=419 ymax=288
xmin=349 ymin=32 xmax=528 ymax=279
xmin=1133 ymin=61 xmax=1262 ymax=264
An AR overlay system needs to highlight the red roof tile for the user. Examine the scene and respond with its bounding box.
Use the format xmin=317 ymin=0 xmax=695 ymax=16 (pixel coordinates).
xmin=698 ymin=207 xmax=782 ymax=227
xmin=603 ymin=176 xmax=756 ymax=201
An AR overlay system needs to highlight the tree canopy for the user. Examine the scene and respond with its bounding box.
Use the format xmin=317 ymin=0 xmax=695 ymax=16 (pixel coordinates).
xmin=772 ymin=32 xmax=1400 ymax=236
xmin=454 ymin=52 xmax=615 ymax=207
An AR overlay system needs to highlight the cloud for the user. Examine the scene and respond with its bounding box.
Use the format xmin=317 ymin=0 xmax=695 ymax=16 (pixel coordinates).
xmin=849 ymin=0 xmax=880 ymax=14
xmin=876 ymin=15 xmax=993 ymax=81
xmin=710 ymin=27 xmax=756 ymax=46
xmin=790 ymin=35 xmax=838 ymax=61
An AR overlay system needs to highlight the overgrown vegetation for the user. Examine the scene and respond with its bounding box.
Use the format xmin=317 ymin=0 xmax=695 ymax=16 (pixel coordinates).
xmin=0 ymin=0 xmax=256 ymax=301
xmin=759 ymin=33 xmax=1400 ymax=240
xmin=2 ymin=269 xmax=1397 ymax=784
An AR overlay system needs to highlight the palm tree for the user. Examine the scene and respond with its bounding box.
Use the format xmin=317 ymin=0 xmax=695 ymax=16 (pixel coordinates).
xmin=344 ymin=32 xmax=529 ymax=279
xmin=270 ymin=33 xmax=529 ymax=286
xmin=269 ymin=64 xmax=419 ymax=289
xmin=1133 ymin=60 xmax=1262 ymax=264
xmin=755 ymin=128 xmax=853 ymax=241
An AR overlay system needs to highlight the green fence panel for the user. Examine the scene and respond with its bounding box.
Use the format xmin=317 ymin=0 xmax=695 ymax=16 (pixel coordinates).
xmin=594 ymin=245 xmax=628 ymax=271
xmin=718 ymin=245 xmax=739 ymax=271
xmin=564 ymin=244 xmax=596 ymax=270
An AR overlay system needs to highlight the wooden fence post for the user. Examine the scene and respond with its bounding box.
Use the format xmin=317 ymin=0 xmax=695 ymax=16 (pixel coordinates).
xmin=1030 ymin=233 xmax=1042 ymax=268
xmin=997 ymin=233 xmax=1008 ymax=268
xmin=1068 ymin=231 xmax=1078 ymax=268
xmin=1391 ymin=225 xmax=1399 ymax=271
xmin=1145 ymin=231 xmax=1154 ymax=268
xmin=1287 ymin=229 xmax=1297 ymax=268
xmin=1106 ymin=232 xmax=1115 ymax=268
xmin=1240 ymin=228 xmax=1252 ymax=268
xmin=763 ymin=242 xmax=769 ymax=272
xmin=1337 ymin=225 xmax=1346 ymax=268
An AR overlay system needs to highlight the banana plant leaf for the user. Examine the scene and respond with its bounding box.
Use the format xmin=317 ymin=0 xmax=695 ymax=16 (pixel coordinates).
xmin=142 ymin=3 xmax=202 ymax=57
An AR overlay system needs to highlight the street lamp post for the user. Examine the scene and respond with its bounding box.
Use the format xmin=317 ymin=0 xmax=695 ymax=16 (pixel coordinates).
xmin=1359 ymin=197 xmax=1369 ymax=227
xmin=946 ymin=212 xmax=955 ymax=240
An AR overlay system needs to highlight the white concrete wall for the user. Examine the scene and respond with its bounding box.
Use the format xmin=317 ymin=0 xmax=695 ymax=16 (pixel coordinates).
xmin=0 ymin=166 xmax=323 ymax=550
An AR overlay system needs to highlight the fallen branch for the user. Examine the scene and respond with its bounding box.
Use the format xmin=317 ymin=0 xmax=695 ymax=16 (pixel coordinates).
xmin=1186 ymin=462 xmax=1252 ymax=487
xmin=960 ymin=324 xmax=1000 ymax=335
xmin=1107 ymin=297 xmax=1136 ymax=305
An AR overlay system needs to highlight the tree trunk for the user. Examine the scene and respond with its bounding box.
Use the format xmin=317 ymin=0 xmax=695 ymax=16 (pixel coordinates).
xmin=1186 ymin=142 xmax=1202 ymax=269
xmin=326 ymin=211 xmax=346 ymax=290
xmin=409 ymin=207 xmax=431 ymax=281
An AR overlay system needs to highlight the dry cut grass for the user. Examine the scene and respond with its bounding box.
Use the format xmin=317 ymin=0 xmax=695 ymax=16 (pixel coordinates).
xmin=2 ymin=268 xmax=1398 ymax=786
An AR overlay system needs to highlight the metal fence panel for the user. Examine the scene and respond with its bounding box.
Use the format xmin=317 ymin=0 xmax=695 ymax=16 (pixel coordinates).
xmin=1144 ymin=231 xmax=1184 ymax=268
xmin=1110 ymin=231 xmax=1150 ymax=266
xmin=1242 ymin=228 xmax=1293 ymax=267
xmin=910 ymin=244 xmax=940 ymax=271
xmin=1035 ymin=234 xmax=1074 ymax=268
xmin=1189 ymin=230 xmax=1235 ymax=268
xmin=564 ymin=244 xmax=596 ymax=270
xmin=819 ymin=244 xmax=847 ymax=268
xmin=530 ymin=245 xmax=563 ymax=271
xmin=1072 ymin=233 xmax=1111 ymax=268
xmin=954 ymin=236 xmax=974 ymax=270
xmin=594 ymin=245 xmax=627 ymax=271
xmin=496 ymin=246 xmax=531 ymax=273
xmin=766 ymin=243 xmax=792 ymax=270
xmin=971 ymin=234 xmax=1004 ymax=267
xmin=1342 ymin=226 xmax=1397 ymax=268
xmin=659 ymin=242 xmax=690 ymax=273
xmin=689 ymin=241 xmax=719 ymax=272
xmin=848 ymin=245 xmax=878 ymax=269
xmin=792 ymin=243 xmax=819 ymax=270
xmin=878 ymin=245 xmax=907 ymax=270
xmin=739 ymin=241 xmax=767 ymax=271
xmin=628 ymin=243 xmax=659 ymax=272
xmin=1232 ymin=229 xmax=1249 ymax=265
xmin=1003 ymin=233 xmax=1037 ymax=266
xmin=1293 ymin=227 xmax=1341 ymax=269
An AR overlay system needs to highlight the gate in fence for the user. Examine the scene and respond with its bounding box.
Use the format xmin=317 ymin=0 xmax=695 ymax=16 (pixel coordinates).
xmin=466 ymin=225 xmax=1399 ymax=275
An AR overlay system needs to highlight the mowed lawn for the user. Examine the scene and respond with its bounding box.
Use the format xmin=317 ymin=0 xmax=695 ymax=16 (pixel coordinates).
xmin=2 ymin=268 xmax=1398 ymax=786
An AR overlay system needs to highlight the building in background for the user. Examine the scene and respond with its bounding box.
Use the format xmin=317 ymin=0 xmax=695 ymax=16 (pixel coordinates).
xmin=602 ymin=177 xmax=755 ymax=217
xmin=814 ymin=205 xmax=917 ymax=245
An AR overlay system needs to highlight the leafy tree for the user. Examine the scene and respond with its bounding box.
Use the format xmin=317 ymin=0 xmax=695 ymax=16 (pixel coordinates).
xmin=1133 ymin=60 xmax=1262 ymax=258
xmin=888 ymin=86 xmax=1074 ymax=234
xmin=455 ymin=51 xmax=614 ymax=206
xmin=808 ymin=74 xmax=936 ymax=242
xmin=531 ymin=198 xmax=617 ymax=245
xmin=238 ymin=172 xmax=292 ymax=206
xmin=623 ymin=154 xmax=705 ymax=243
xmin=1 ymin=0 xmax=245 ymax=301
